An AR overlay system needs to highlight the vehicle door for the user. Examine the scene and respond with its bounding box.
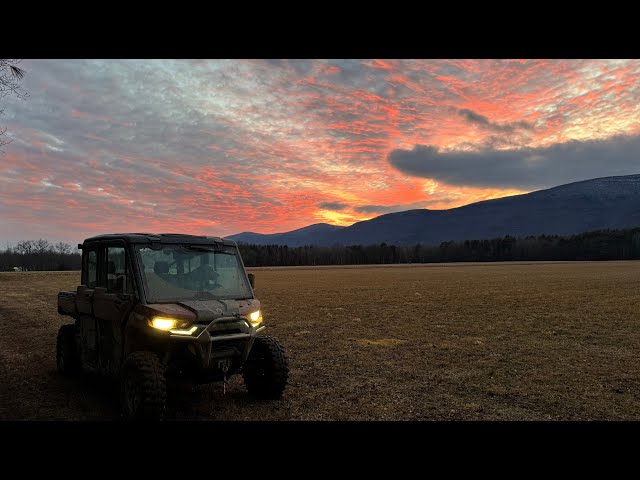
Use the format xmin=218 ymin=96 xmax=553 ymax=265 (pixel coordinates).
xmin=92 ymin=241 xmax=138 ymax=375
xmin=76 ymin=242 xmax=101 ymax=373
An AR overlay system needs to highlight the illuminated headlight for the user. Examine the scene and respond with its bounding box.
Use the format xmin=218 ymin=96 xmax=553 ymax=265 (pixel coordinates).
xmin=169 ymin=325 xmax=198 ymax=336
xmin=149 ymin=317 xmax=196 ymax=335
xmin=248 ymin=310 xmax=262 ymax=326
xmin=150 ymin=317 xmax=180 ymax=330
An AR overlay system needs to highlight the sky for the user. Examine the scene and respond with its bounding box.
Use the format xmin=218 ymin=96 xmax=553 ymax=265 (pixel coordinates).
xmin=1 ymin=59 xmax=640 ymax=245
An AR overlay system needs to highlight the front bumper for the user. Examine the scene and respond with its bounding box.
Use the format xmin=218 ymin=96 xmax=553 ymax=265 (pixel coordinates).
xmin=168 ymin=315 xmax=265 ymax=369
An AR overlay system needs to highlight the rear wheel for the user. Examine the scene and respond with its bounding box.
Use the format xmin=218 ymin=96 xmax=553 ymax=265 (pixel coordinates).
xmin=120 ymin=351 xmax=166 ymax=420
xmin=243 ymin=335 xmax=289 ymax=399
xmin=56 ymin=324 xmax=80 ymax=375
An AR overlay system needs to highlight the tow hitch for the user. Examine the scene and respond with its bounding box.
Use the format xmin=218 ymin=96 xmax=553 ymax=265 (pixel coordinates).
xmin=218 ymin=359 xmax=231 ymax=394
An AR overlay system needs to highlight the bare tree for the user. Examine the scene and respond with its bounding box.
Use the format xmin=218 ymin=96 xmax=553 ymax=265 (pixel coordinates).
xmin=16 ymin=240 xmax=33 ymax=255
xmin=54 ymin=242 xmax=72 ymax=255
xmin=15 ymin=240 xmax=33 ymax=270
xmin=34 ymin=238 xmax=50 ymax=254
xmin=0 ymin=59 xmax=28 ymax=152
xmin=1 ymin=238 xmax=81 ymax=271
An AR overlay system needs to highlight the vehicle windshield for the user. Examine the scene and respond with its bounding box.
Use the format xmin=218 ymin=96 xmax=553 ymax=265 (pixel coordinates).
xmin=135 ymin=244 xmax=253 ymax=303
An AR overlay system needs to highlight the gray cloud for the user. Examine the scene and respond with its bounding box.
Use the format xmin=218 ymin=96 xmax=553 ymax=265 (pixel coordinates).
xmin=388 ymin=134 xmax=640 ymax=189
xmin=458 ymin=108 xmax=534 ymax=133
xmin=319 ymin=201 xmax=348 ymax=210
xmin=355 ymin=201 xmax=434 ymax=214
xmin=356 ymin=204 xmax=412 ymax=214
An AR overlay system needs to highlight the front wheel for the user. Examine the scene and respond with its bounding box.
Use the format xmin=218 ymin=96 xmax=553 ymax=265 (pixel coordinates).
xmin=120 ymin=351 xmax=167 ymax=420
xmin=243 ymin=335 xmax=289 ymax=399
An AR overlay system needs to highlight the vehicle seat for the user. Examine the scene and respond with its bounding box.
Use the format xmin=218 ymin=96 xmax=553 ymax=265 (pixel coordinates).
xmin=114 ymin=275 xmax=126 ymax=293
xmin=154 ymin=261 xmax=171 ymax=282
xmin=107 ymin=261 xmax=117 ymax=290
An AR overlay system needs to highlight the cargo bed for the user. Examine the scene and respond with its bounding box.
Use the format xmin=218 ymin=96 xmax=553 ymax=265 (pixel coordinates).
xmin=57 ymin=291 xmax=77 ymax=316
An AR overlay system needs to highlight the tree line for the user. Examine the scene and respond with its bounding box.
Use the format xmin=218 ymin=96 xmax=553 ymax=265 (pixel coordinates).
xmin=0 ymin=239 xmax=81 ymax=271
xmin=237 ymin=228 xmax=640 ymax=267
xmin=3 ymin=228 xmax=640 ymax=271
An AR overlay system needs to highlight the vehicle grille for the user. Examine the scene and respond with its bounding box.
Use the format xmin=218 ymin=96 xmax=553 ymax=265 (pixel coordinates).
xmin=213 ymin=339 xmax=246 ymax=356
xmin=209 ymin=328 xmax=242 ymax=337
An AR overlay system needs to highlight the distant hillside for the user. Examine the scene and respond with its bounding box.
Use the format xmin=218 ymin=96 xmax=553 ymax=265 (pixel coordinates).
xmin=227 ymin=174 xmax=640 ymax=246
xmin=228 ymin=223 xmax=344 ymax=247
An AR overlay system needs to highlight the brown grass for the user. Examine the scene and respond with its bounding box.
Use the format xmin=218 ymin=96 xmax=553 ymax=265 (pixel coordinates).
xmin=1 ymin=261 xmax=639 ymax=420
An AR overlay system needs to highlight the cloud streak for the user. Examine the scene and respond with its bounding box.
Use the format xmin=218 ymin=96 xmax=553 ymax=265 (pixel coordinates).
xmin=355 ymin=203 xmax=429 ymax=214
xmin=388 ymin=134 xmax=640 ymax=189
xmin=319 ymin=202 xmax=348 ymax=210
xmin=458 ymin=108 xmax=534 ymax=134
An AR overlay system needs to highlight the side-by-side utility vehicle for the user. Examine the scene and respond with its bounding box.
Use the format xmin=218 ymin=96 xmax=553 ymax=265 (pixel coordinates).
xmin=57 ymin=233 xmax=288 ymax=419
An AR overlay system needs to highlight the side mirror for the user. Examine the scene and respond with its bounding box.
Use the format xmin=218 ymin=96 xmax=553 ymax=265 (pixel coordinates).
xmin=248 ymin=273 xmax=255 ymax=289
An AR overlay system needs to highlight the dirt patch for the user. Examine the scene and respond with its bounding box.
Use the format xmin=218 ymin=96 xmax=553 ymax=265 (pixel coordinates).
xmin=1 ymin=261 xmax=640 ymax=420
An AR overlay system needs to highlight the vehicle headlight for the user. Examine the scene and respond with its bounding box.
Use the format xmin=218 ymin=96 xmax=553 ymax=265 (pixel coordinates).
xmin=150 ymin=317 xmax=180 ymax=330
xmin=149 ymin=316 xmax=196 ymax=335
xmin=169 ymin=325 xmax=198 ymax=336
xmin=248 ymin=310 xmax=262 ymax=326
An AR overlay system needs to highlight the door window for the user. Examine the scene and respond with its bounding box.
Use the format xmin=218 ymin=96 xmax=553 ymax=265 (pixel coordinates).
xmin=86 ymin=250 xmax=98 ymax=288
xmin=106 ymin=246 xmax=130 ymax=294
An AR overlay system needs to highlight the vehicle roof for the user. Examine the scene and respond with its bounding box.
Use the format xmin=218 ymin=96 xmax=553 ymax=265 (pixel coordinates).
xmin=82 ymin=233 xmax=237 ymax=247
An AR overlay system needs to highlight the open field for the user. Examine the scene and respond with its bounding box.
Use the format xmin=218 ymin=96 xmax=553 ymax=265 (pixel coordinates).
xmin=1 ymin=262 xmax=640 ymax=420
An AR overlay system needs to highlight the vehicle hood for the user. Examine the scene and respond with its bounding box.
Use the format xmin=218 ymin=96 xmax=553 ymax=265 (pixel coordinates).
xmin=176 ymin=298 xmax=261 ymax=322
xmin=137 ymin=298 xmax=260 ymax=323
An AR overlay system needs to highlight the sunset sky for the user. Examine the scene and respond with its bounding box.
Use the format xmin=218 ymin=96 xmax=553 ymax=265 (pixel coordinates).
xmin=1 ymin=59 xmax=640 ymax=245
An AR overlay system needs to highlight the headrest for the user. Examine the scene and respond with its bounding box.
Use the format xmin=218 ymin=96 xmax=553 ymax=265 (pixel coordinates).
xmin=154 ymin=261 xmax=169 ymax=274
xmin=107 ymin=261 xmax=116 ymax=274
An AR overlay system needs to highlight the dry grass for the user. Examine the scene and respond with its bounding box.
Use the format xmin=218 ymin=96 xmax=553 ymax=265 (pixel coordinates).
xmin=1 ymin=262 xmax=640 ymax=420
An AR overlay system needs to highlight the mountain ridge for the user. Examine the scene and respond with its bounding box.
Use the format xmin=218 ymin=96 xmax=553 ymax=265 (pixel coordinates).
xmin=227 ymin=174 xmax=640 ymax=247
